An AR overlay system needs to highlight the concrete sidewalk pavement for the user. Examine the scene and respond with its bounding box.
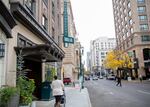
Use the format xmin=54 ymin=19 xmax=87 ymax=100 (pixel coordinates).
xmin=36 ymin=86 xmax=92 ymax=107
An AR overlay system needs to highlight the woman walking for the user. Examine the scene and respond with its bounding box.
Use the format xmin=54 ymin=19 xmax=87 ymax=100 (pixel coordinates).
xmin=51 ymin=75 xmax=64 ymax=107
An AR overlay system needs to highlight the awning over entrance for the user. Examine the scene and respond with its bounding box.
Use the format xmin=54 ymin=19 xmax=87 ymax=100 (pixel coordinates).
xmin=0 ymin=1 xmax=16 ymax=38
xmin=14 ymin=44 xmax=65 ymax=62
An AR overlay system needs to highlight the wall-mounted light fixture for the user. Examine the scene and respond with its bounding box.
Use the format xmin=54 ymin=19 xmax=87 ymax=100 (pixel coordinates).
xmin=0 ymin=43 xmax=5 ymax=57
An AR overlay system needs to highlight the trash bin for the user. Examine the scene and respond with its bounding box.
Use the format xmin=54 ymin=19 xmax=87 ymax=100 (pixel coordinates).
xmin=41 ymin=81 xmax=52 ymax=100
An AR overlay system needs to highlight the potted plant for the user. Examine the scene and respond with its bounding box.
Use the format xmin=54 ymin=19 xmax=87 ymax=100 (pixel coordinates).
xmin=17 ymin=77 xmax=36 ymax=107
xmin=16 ymin=49 xmax=36 ymax=107
xmin=0 ymin=86 xmax=19 ymax=107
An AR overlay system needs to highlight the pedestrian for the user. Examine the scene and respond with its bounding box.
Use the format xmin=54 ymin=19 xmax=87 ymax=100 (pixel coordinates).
xmin=51 ymin=75 xmax=64 ymax=107
xmin=116 ymin=76 xmax=122 ymax=87
xmin=139 ymin=74 xmax=142 ymax=82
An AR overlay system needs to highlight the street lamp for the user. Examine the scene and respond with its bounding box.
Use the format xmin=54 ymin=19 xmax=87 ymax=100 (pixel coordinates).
xmin=79 ymin=46 xmax=84 ymax=89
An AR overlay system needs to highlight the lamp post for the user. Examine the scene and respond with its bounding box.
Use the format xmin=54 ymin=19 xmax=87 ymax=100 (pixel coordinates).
xmin=79 ymin=46 xmax=84 ymax=89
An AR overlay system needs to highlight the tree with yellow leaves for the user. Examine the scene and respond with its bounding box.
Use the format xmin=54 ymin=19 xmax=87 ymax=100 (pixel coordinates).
xmin=103 ymin=50 xmax=133 ymax=71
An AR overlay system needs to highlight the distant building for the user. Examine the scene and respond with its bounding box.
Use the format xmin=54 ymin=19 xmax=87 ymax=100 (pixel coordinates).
xmin=86 ymin=52 xmax=92 ymax=72
xmin=112 ymin=0 xmax=150 ymax=78
xmin=90 ymin=37 xmax=116 ymax=72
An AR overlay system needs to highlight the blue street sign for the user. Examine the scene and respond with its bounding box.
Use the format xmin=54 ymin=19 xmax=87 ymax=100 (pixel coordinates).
xmin=63 ymin=36 xmax=74 ymax=44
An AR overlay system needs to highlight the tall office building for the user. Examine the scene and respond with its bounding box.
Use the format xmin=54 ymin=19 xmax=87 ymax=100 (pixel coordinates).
xmin=90 ymin=37 xmax=116 ymax=72
xmin=112 ymin=0 xmax=150 ymax=78
xmin=86 ymin=52 xmax=92 ymax=72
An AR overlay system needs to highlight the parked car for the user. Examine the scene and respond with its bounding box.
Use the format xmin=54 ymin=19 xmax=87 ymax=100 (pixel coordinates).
xmin=107 ymin=74 xmax=115 ymax=80
xmin=92 ymin=76 xmax=98 ymax=80
xmin=85 ymin=76 xmax=90 ymax=81
xmin=63 ymin=78 xmax=71 ymax=84
xmin=99 ymin=75 xmax=103 ymax=79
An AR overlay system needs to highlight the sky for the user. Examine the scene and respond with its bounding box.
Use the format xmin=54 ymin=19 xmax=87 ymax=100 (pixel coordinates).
xmin=71 ymin=0 xmax=115 ymax=63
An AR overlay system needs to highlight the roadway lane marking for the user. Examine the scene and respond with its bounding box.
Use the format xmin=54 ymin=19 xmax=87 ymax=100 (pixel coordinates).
xmin=137 ymin=90 xmax=150 ymax=95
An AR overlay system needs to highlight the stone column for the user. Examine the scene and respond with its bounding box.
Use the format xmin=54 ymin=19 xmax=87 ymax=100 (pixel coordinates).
xmin=42 ymin=59 xmax=46 ymax=82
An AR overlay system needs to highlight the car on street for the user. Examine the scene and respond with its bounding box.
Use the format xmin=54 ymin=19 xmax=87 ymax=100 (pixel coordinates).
xmin=107 ymin=74 xmax=116 ymax=80
xmin=63 ymin=78 xmax=71 ymax=84
xmin=99 ymin=75 xmax=103 ymax=79
xmin=92 ymin=76 xmax=98 ymax=80
xmin=85 ymin=76 xmax=90 ymax=81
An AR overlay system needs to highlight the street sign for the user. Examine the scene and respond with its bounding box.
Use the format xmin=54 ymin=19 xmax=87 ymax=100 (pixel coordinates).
xmin=63 ymin=36 xmax=74 ymax=44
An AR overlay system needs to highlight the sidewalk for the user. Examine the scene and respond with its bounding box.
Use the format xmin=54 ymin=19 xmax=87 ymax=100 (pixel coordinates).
xmin=36 ymin=85 xmax=92 ymax=107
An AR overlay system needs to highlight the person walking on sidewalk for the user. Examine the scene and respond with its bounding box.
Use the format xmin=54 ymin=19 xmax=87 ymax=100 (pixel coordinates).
xmin=139 ymin=74 xmax=143 ymax=82
xmin=51 ymin=75 xmax=64 ymax=107
xmin=116 ymin=76 xmax=122 ymax=87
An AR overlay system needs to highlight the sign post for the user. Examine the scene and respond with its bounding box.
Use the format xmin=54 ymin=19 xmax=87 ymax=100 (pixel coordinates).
xmin=63 ymin=0 xmax=74 ymax=47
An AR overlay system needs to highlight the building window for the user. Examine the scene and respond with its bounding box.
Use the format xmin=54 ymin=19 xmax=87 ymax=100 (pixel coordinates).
xmin=43 ymin=0 xmax=48 ymax=6
xmin=123 ymin=2 xmax=126 ymax=6
xmin=24 ymin=0 xmax=35 ymax=14
xmin=130 ymin=27 xmax=134 ymax=33
xmin=127 ymin=2 xmax=131 ymax=8
xmin=137 ymin=0 xmax=145 ymax=3
xmin=126 ymin=32 xmax=129 ymax=37
xmin=101 ymin=56 xmax=105 ymax=58
xmin=123 ymin=35 xmax=126 ymax=40
xmin=138 ymin=6 xmax=146 ymax=13
xmin=141 ymin=35 xmax=150 ymax=41
xmin=124 ymin=9 xmax=127 ymax=13
xmin=124 ymin=16 xmax=127 ymax=21
xmin=131 ymin=37 xmax=134 ymax=45
xmin=52 ymin=1 xmax=55 ymax=17
xmin=101 ymin=52 xmax=105 ymax=55
xmin=0 ymin=43 xmax=5 ymax=57
xmin=18 ymin=34 xmax=33 ymax=47
xmin=139 ymin=15 xmax=147 ymax=21
xmin=140 ymin=24 xmax=149 ymax=30
xmin=127 ymin=41 xmax=129 ymax=47
xmin=18 ymin=38 xmax=26 ymax=47
xmin=52 ymin=27 xmax=55 ymax=39
xmin=42 ymin=15 xmax=48 ymax=30
xmin=128 ymin=11 xmax=132 ymax=17
xmin=129 ymin=19 xmax=133 ymax=25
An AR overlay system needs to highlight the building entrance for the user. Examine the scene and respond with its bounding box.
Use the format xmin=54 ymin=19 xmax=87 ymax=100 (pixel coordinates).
xmin=24 ymin=59 xmax=42 ymax=99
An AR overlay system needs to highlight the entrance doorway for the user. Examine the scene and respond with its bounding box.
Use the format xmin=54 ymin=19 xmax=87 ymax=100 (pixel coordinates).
xmin=24 ymin=58 xmax=42 ymax=99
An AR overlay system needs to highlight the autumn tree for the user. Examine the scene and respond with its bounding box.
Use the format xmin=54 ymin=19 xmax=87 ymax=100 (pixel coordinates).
xmin=103 ymin=50 xmax=133 ymax=71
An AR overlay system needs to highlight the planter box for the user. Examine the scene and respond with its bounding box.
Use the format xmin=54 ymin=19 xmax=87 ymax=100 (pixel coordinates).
xmin=0 ymin=94 xmax=19 ymax=107
xmin=8 ymin=93 xmax=19 ymax=107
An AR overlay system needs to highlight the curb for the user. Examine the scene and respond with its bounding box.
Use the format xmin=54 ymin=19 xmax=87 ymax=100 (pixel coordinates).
xmin=83 ymin=88 xmax=92 ymax=107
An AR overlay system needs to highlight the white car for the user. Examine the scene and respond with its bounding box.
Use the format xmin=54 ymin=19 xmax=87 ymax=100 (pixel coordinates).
xmin=99 ymin=75 xmax=103 ymax=79
xmin=92 ymin=77 xmax=98 ymax=80
xmin=107 ymin=74 xmax=115 ymax=80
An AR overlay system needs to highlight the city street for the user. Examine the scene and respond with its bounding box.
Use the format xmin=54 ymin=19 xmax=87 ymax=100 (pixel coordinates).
xmin=85 ymin=78 xmax=150 ymax=107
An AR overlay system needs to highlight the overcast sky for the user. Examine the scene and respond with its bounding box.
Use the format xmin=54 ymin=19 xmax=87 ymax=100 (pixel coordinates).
xmin=71 ymin=0 xmax=115 ymax=62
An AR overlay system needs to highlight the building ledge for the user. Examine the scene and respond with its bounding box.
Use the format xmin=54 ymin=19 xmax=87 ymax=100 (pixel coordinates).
xmin=14 ymin=44 xmax=65 ymax=62
xmin=0 ymin=1 xmax=16 ymax=38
